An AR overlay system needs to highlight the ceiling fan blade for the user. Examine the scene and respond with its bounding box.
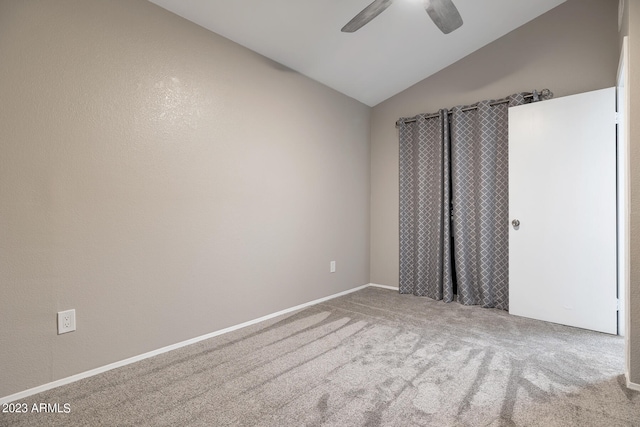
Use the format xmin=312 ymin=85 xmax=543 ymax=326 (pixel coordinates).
xmin=424 ymin=0 xmax=463 ymax=34
xmin=341 ymin=0 xmax=394 ymax=33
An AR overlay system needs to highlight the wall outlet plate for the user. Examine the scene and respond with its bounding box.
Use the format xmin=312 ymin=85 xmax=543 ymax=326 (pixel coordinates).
xmin=330 ymin=261 xmax=336 ymax=273
xmin=57 ymin=309 xmax=76 ymax=334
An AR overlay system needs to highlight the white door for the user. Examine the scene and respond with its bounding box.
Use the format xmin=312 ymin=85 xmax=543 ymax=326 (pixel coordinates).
xmin=509 ymin=87 xmax=617 ymax=334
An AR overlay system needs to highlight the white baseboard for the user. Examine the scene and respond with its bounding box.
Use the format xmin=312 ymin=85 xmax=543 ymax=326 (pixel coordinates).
xmin=0 ymin=283 xmax=371 ymax=405
xmin=5 ymin=282 xmax=632 ymax=403
xmin=626 ymin=374 xmax=640 ymax=392
xmin=368 ymin=283 xmax=398 ymax=291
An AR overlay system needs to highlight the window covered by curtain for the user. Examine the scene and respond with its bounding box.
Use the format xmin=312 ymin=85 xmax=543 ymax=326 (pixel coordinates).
xmin=398 ymin=93 xmax=530 ymax=310
xmin=398 ymin=110 xmax=454 ymax=301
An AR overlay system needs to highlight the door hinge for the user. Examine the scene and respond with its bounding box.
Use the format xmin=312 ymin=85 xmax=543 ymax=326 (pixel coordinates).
xmin=616 ymin=299 xmax=620 ymax=311
xmin=615 ymin=112 xmax=621 ymax=124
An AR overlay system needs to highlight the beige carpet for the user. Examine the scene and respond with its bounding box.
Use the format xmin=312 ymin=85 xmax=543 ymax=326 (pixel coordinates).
xmin=1 ymin=287 xmax=638 ymax=426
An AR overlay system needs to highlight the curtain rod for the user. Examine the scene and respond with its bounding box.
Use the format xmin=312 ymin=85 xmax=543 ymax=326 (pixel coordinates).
xmin=397 ymin=89 xmax=553 ymax=125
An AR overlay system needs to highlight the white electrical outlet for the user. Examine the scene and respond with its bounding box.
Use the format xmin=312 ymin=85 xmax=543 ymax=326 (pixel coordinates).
xmin=330 ymin=261 xmax=336 ymax=273
xmin=57 ymin=309 xmax=76 ymax=334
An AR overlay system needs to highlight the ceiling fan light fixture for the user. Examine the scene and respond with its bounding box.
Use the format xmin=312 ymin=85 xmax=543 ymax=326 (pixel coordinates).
xmin=341 ymin=0 xmax=463 ymax=34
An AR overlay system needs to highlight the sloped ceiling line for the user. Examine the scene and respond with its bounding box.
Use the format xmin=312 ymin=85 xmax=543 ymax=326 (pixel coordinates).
xmin=148 ymin=0 xmax=566 ymax=106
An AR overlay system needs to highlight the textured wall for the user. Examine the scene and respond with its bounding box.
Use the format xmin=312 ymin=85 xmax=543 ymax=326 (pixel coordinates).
xmin=369 ymin=0 xmax=618 ymax=287
xmin=0 ymin=0 xmax=371 ymax=398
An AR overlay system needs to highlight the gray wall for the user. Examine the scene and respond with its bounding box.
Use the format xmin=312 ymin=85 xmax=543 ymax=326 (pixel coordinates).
xmin=2 ymin=0 xmax=634 ymax=400
xmin=620 ymin=0 xmax=640 ymax=386
xmin=0 ymin=0 xmax=371 ymax=398
xmin=370 ymin=0 xmax=618 ymax=287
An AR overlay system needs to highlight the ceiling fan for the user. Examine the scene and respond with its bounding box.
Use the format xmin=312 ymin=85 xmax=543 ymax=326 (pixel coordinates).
xmin=341 ymin=0 xmax=463 ymax=34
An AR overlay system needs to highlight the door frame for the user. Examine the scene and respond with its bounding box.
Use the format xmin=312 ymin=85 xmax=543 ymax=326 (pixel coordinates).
xmin=617 ymin=36 xmax=631 ymax=384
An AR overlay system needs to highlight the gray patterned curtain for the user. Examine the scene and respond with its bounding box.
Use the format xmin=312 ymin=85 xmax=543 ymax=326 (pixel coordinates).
xmin=398 ymin=111 xmax=454 ymax=301
xmin=450 ymin=94 xmax=525 ymax=310
xmin=398 ymin=93 xmax=530 ymax=310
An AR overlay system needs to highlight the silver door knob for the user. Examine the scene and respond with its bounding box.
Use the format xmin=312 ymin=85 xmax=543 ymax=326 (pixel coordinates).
xmin=512 ymin=219 xmax=520 ymax=227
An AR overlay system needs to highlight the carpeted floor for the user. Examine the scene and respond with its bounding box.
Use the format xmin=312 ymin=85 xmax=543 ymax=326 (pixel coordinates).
xmin=1 ymin=287 xmax=639 ymax=426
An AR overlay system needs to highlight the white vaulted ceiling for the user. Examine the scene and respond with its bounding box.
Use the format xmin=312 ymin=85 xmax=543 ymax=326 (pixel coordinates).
xmin=148 ymin=0 xmax=566 ymax=106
